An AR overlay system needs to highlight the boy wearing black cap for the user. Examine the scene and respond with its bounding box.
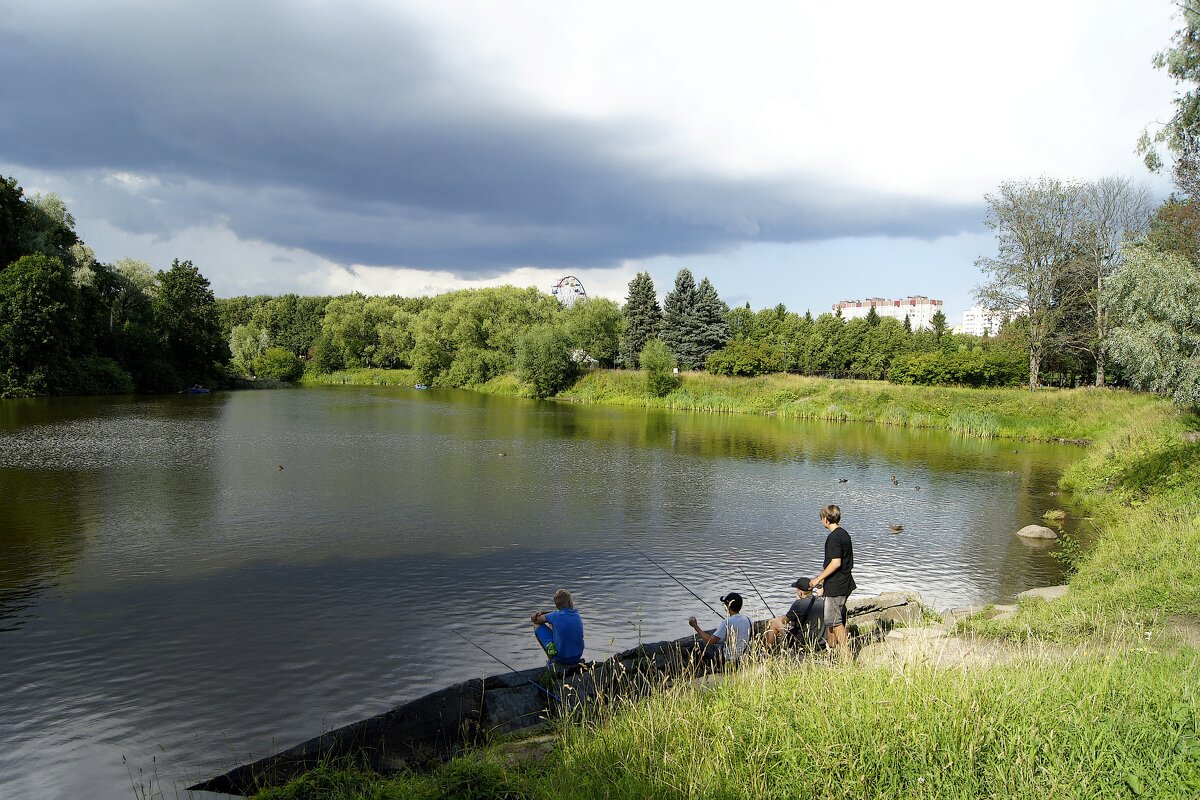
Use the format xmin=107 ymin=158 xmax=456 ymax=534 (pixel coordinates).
xmin=765 ymin=577 xmax=825 ymax=650
xmin=688 ymin=592 xmax=752 ymax=664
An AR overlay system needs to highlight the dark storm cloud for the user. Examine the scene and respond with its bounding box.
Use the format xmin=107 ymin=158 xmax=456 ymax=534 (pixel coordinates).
xmin=0 ymin=1 xmax=982 ymax=273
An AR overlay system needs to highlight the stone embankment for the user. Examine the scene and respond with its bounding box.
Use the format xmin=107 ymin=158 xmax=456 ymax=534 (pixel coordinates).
xmin=188 ymin=590 xmax=990 ymax=797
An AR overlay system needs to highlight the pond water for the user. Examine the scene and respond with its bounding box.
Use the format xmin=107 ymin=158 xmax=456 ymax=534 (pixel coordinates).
xmin=0 ymin=386 xmax=1081 ymax=799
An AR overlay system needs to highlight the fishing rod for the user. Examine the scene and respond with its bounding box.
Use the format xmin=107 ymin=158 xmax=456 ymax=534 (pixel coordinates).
xmin=739 ymin=566 xmax=776 ymax=618
xmin=630 ymin=545 xmax=724 ymax=620
xmin=451 ymin=629 xmax=563 ymax=703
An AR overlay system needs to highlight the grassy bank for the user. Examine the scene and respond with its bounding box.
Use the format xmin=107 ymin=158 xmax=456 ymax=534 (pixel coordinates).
xmin=301 ymin=367 xmax=1162 ymax=442
xmin=561 ymin=370 xmax=1163 ymax=442
xmin=257 ymin=650 xmax=1200 ymax=800
xmin=257 ymin=372 xmax=1199 ymax=799
xmin=968 ymin=399 xmax=1200 ymax=641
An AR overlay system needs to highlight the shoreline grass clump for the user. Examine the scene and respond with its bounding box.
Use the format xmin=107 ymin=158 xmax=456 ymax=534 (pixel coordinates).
xmin=948 ymin=408 xmax=1001 ymax=438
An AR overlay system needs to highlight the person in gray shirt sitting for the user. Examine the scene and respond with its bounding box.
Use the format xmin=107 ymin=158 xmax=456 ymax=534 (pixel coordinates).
xmin=765 ymin=577 xmax=825 ymax=651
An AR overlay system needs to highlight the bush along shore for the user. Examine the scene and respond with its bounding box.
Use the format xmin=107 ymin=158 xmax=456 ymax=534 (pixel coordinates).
xmin=267 ymin=371 xmax=1199 ymax=800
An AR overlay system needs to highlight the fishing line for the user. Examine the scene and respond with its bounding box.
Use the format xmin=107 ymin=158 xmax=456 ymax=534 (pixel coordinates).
xmin=630 ymin=545 xmax=724 ymax=620
xmin=739 ymin=566 xmax=776 ymax=618
xmin=451 ymin=629 xmax=563 ymax=703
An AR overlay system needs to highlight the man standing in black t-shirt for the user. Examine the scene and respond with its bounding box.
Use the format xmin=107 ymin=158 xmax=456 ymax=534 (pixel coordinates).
xmin=811 ymin=504 xmax=856 ymax=661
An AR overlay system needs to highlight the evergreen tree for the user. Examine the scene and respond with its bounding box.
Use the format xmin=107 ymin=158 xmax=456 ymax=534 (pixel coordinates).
xmin=618 ymin=271 xmax=661 ymax=368
xmin=866 ymin=306 xmax=881 ymax=327
xmin=692 ymin=277 xmax=730 ymax=367
xmin=931 ymin=309 xmax=948 ymax=340
xmin=661 ymin=268 xmax=698 ymax=367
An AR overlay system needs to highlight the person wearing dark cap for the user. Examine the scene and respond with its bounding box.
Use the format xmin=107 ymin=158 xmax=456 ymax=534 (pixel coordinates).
xmin=764 ymin=577 xmax=825 ymax=651
xmin=811 ymin=504 xmax=856 ymax=661
xmin=688 ymin=592 xmax=752 ymax=664
xmin=530 ymin=588 xmax=585 ymax=666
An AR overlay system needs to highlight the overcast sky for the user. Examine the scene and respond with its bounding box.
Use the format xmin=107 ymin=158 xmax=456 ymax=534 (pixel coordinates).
xmin=0 ymin=1 xmax=1181 ymax=322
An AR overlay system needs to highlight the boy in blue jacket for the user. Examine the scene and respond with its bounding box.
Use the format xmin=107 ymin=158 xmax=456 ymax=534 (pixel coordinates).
xmin=531 ymin=588 xmax=585 ymax=666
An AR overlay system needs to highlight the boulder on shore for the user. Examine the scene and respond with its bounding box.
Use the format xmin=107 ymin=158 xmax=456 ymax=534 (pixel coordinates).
xmin=1016 ymin=524 xmax=1058 ymax=540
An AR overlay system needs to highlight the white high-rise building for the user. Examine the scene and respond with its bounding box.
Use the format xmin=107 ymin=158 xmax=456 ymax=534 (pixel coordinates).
xmin=831 ymin=296 xmax=944 ymax=330
xmin=957 ymin=305 xmax=1013 ymax=337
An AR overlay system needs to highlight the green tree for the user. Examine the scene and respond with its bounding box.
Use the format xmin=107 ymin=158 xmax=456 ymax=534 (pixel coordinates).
xmin=639 ymin=338 xmax=679 ymax=397
xmin=229 ymin=323 xmax=270 ymax=375
xmin=1070 ymin=176 xmax=1153 ymax=386
xmin=975 ymin=177 xmax=1083 ymax=390
xmin=0 ymin=254 xmax=78 ymax=395
xmin=252 ymin=347 xmax=303 ymax=382
xmin=153 ymin=259 xmax=228 ymax=386
xmin=259 ymin=294 xmax=330 ymax=358
xmin=805 ymin=313 xmax=846 ymax=375
xmin=619 ymin=272 xmax=661 ymax=368
xmin=375 ymin=307 xmax=416 ymax=368
xmin=1146 ymin=197 xmax=1200 ymax=260
xmin=661 ymin=268 xmax=699 ymax=368
xmin=320 ymin=294 xmax=399 ymax=369
xmin=21 ymin=192 xmax=80 ymax=266
xmin=1140 ymin=6 xmax=1200 ymax=195
xmin=727 ymin=303 xmax=755 ymax=341
xmin=515 ymin=324 xmax=577 ymax=398
xmin=852 ymin=317 xmax=910 ymax=379
xmin=0 ymin=175 xmax=30 ymax=268
xmin=930 ymin=309 xmax=948 ymax=340
xmin=1105 ymin=241 xmax=1200 ymax=406
xmin=706 ymin=339 xmax=784 ymax=377
xmin=561 ymin=297 xmax=623 ymax=367
xmin=692 ymin=277 xmax=730 ymax=369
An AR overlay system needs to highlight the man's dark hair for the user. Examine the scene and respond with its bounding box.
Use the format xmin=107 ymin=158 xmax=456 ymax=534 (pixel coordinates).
xmin=724 ymin=595 xmax=743 ymax=613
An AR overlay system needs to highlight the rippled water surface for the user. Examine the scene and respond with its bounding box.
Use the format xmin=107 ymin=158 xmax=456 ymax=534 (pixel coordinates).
xmin=0 ymin=387 xmax=1081 ymax=798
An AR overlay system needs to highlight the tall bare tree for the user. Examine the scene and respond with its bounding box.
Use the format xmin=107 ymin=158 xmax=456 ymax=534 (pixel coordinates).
xmin=975 ymin=177 xmax=1083 ymax=391
xmin=1070 ymin=177 xmax=1154 ymax=385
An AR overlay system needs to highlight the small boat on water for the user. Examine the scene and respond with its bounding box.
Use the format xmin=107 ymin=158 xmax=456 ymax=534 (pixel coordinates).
xmin=413 ymin=383 xmax=429 ymax=390
xmin=181 ymin=386 xmax=210 ymax=394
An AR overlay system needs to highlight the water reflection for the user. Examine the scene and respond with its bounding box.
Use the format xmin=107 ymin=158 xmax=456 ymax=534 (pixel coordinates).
xmin=0 ymin=386 xmax=1082 ymax=799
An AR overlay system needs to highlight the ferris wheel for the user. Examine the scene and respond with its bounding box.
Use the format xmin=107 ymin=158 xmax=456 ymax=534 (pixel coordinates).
xmin=550 ymin=275 xmax=587 ymax=306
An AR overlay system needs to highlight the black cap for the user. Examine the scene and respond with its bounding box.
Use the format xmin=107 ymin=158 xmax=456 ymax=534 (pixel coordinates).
xmin=719 ymin=592 xmax=743 ymax=606
xmin=791 ymin=577 xmax=813 ymax=591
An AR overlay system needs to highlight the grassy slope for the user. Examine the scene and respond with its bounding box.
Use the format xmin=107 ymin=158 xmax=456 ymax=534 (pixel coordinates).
xmin=260 ymin=372 xmax=1200 ymax=800
xmin=303 ymin=367 xmax=1159 ymax=441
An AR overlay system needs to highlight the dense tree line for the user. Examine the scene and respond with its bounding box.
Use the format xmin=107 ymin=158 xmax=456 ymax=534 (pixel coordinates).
xmin=0 ymin=176 xmax=227 ymax=397
xmin=4 ymin=162 xmax=1194 ymax=404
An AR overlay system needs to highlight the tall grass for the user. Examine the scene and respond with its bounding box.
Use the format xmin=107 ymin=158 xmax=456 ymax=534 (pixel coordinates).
xmin=256 ymin=649 xmax=1200 ymax=800
xmin=536 ymin=653 xmax=1200 ymax=800
xmin=298 ymin=367 xmax=1163 ymax=443
xmin=560 ymin=370 xmax=1160 ymax=442
xmin=301 ymin=368 xmax=417 ymax=386
xmin=948 ymin=409 xmax=1001 ymax=438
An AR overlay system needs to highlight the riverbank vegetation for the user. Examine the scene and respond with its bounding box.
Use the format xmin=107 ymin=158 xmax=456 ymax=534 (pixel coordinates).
xmin=0 ymin=177 xmax=228 ymax=396
xmin=307 ymin=366 xmax=1160 ymax=443
xmin=256 ymin=652 xmax=1200 ymax=800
